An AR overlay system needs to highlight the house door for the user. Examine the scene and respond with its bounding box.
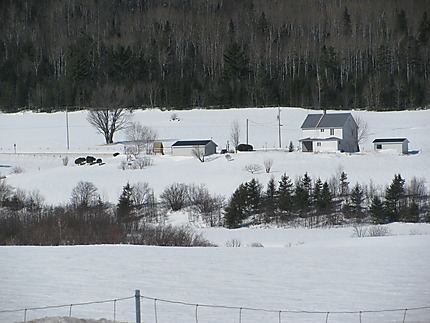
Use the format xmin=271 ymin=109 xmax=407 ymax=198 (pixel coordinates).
xmin=302 ymin=141 xmax=313 ymax=152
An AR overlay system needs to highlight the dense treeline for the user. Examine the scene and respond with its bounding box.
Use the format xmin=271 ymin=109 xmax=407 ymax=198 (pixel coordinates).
xmin=1 ymin=0 xmax=429 ymax=112
xmin=0 ymin=172 xmax=429 ymax=245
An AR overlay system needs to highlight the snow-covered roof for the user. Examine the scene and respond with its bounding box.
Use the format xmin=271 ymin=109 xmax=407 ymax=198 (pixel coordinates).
xmin=301 ymin=113 xmax=353 ymax=129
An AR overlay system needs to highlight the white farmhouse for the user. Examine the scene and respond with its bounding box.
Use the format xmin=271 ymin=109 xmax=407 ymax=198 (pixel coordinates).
xmin=373 ymin=138 xmax=409 ymax=154
xmin=171 ymin=140 xmax=217 ymax=157
xmin=299 ymin=112 xmax=358 ymax=153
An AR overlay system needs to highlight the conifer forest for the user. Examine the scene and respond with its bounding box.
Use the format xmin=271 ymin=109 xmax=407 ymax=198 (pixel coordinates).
xmin=1 ymin=0 xmax=429 ymax=112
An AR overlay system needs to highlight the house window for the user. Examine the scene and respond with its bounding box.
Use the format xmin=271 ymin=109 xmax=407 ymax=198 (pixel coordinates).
xmin=376 ymin=144 xmax=382 ymax=149
xmin=320 ymin=129 xmax=325 ymax=132
xmin=317 ymin=142 xmax=321 ymax=147
xmin=330 ymin=129 xmax=334 ymax=135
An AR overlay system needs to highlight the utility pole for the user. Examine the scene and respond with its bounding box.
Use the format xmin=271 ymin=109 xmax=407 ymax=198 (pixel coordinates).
xmin=66 ymin=107 xmax=70 ymax=150
xmin=277 ymin=107 xmax=282 ymax=148
xmin=246 ymin=119 xmax=249 ymax=145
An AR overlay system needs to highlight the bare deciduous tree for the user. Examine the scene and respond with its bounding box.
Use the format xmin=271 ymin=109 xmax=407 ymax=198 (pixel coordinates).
xmin=71 ymin=181 xmax=100 ymax=207
xmin=355 ymin=116 xmax=370 ymax=150
xmin=230 ymin=120 xmax=241 ymax=152
xmin=125 ymin=121 xmax=158 ymax=155
xmin=87 ymin=85 xmax=133 ymax=144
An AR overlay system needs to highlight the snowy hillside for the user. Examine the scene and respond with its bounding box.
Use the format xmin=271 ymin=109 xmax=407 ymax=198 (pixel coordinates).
xmin=1 ymin=107 xmax=430 ymax=323
xmin=0 ymin=107 xmax=429 ymax=205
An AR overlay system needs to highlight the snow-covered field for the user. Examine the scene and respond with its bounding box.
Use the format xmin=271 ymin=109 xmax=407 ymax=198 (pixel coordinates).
xmin=0 ymin=108 xmax=429 ymax=205
xmin=1 ymin=107 xmax=430 ymax=322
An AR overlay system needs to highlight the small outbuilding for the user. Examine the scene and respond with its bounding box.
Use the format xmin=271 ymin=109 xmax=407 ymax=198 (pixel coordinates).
xmin=153 ymin=141 xmax=164 ymax=155
xmin=171 ymin=140 xmax=217 ymax=157
xmin=373 ymin=138 xmax=409 ymax=154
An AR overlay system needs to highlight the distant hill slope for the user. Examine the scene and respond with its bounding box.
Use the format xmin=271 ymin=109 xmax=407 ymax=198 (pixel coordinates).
xmin=1 ymin=0 xmax=429 ymax=111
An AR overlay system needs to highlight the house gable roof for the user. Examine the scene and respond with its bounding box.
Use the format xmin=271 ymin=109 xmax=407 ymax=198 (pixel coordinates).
xmin=301 ymin=113 xmax=353 ymax=129
xmin=172 ymin=140 xmax=216 ymax=147
xmin=373 ymin=138 xmax=409 ymax=143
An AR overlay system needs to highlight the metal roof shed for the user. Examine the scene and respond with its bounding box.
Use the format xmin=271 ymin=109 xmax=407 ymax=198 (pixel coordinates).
xmin=373 ymin=138 xmax=409 ymax=154
xmin=171 ymin=140 xmax=217 ymax=157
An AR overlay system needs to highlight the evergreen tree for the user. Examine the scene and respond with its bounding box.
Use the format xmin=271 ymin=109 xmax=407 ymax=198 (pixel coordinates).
xmin=343 ymin=7 xmax=352 ymax=36
xmin=339 ymin=171 xmax=349 ymax=198
xmin=385 ymin=174 xmax=406 ymax=222
xmin=404 ymin=200 xmax=420 ymax=223
xmin=318 ymin=181 xmax=333 ymax=215
xmin=313 ymin=178 xmax=323 ymax=209
xmin=370 ymin=196 xmax=386 ymax=224
xmin=245 ymin=178 xmax=263 ymax=216
xmin=224 ymin=183 xmax=248 ymax=228
xmin=262 ymin=177 xmax=277 ymax=222
xmin=222 ymin=42 xmax=249 ymax=81
xmin=294 ymin=181 xmax=310 ymax=215
xmin=301 ymin=172 xmax=312 ymax=195
xmin=277 ymin=173 xmax=294 ymax=214
xmin=117 ymin=182 xmax=133 ymax=226
xmin=349 ymin=183 xmax=365 ymax=220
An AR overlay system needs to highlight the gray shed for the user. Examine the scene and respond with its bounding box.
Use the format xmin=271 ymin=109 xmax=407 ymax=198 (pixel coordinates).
xmin=373 ymin=138 xmax=409 ymax=154
xmin=171 ymin=140 xmax=217 ymax=157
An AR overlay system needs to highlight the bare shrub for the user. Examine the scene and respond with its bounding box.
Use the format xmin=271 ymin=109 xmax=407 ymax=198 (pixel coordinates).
xmin=160 ymin=183 xmax=189 ymax=211
xmin=367 ymin=225 xmax=392 ymax=237
xmin=192 ymin=147 xmax=205 ymax=162
xmin=244 ymin=164 xmax=263 ymax=174
xmin=352 ymin=224 xmax=369 ymax=237
xmin=120 ymin=157 xmax=152 ymax=170
xmin=62 ymin=156 xmax=69 ymax=166
xmin=225 ymin=238 xmax=242 ymax=247
xmin=11 ymin=166 xmax=25 ymax=174
xmin=188 ymin=184 xmax=224 ymax=226
xmin=132 ymin=157 xmax=152 ymax=169
xmin=130 ymin=224 xmax=215 ymax=246
xmin=249 ymin=242 xmax=264 ymax=247
xmin=352 ymin=224 xmax=392 ymax=237
xmin=263 ymin=158 xmax=273 ymax=173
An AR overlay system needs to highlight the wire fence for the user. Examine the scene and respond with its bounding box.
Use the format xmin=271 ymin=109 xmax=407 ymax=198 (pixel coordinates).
xmin=0 ymin=296 xmax=134 ymax=323
xmin=1 ymin=291 xmax=430 ymax=323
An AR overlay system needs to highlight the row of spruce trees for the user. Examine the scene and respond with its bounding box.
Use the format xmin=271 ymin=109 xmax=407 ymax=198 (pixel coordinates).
xmin=225 ymin=173 xmax=429 ymax=228
xmin=1 ymin=0 xmax=430 ymax=111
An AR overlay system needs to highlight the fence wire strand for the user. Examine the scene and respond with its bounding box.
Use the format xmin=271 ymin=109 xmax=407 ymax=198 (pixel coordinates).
xmin=2 ymin=292 xmax=430 ymax=323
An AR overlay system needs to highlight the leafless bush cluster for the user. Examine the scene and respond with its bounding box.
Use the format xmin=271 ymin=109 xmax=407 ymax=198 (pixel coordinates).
xmin=225 ymin=238 xmax=242 ymax=247
xmin=128 ymin=224 xmax=215 ymax=247
xmin=244 ymin=164 xmax=263 ymax=174
xmin=11 ymin=166 xmax=25 ymax=174
xmin=159 ymin=183 xmax=224 ymax=226
xmin=120 ymin=157 xmax=152 ymax=170
xmin=352 ymin=224 xmax=393 ymax=238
